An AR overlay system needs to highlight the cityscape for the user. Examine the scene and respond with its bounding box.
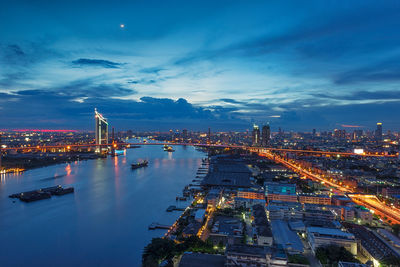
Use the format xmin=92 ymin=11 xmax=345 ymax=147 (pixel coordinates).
xmin=1 ymin=1 xmax=400 ymax=267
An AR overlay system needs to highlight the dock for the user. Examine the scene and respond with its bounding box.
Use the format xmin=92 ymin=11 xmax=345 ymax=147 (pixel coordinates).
xmin=166 ymin=205 xmax=185 ymax=212
xmin=148 ymin=222 xmax=171 ymax=230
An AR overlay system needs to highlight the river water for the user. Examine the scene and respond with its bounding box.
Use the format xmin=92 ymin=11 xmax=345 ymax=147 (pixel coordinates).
xmin=0 ymin=142 xmax=204 ymax=266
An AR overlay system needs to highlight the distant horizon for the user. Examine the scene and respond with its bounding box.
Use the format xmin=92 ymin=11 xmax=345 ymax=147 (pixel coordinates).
xmin=1 ymin=1 xmax=400 ymax=131
xmin=0 ymin=123 xmax=394 ymax=133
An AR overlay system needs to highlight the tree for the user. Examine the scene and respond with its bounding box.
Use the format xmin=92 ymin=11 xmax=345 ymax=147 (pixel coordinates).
xmin=381 ymin=255 xmax=400 ymax=267
xmin=392 ymin=224 xmax=400 ymax=236
xmin=315 ymin=245 xmax=358 ymax=265
xmin=142 ymin=238 xmax=177 ymax=266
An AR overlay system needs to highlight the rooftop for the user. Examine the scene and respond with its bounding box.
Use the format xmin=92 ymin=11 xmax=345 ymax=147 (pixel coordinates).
xmin=270 ymin=220 xmax=304 ymax=253
xmin=202 ymin=172 xmax=252 ymax=188
xmin=179 ymin=253 xmax=225 ymax=267
xmin=307 ymin=227 xmax=355 ymax=240
xmin=226 ymin=244 xmax=271 ymax=257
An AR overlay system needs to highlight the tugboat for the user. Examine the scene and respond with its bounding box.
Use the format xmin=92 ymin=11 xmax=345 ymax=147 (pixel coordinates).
xmin=131 ymin=160 xmax=148 ymax=169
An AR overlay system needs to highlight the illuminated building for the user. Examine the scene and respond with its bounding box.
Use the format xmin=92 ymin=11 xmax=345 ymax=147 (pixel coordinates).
xmin=333 ymin=129 xmax=346 ymax=139
xmin=265 ymin=182 xmax=298 ymax=203
xmin=352 ymin=130 xmax=363 ymax=140
xmin=375 ymin=122 xmax=382 ymax=140
xmin=261 ymin=123 xmax=270 ymax=147
xmin=237 ymin=189 xmax=265 ymax=200
xmin=252 ymin=124 xmax=260 ymax=146
xmin=299 ymin=194 xmax=331 ymax=205
xmin=95 ymin=108 xmax=109 ymax=153
xmin=307 ymin=227 xmax=357 ymax=255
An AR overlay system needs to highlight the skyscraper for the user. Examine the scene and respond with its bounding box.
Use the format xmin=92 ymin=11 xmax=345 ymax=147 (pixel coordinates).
xmin=261 ymin=123 xmax=271 ymax=147
xmin=95 ymin=108 xmax=109 ymax=153
xmin=252 ymin=124 xmax=260 ymax=146
xmin=375 ymin=122 xmax=383 ymax=141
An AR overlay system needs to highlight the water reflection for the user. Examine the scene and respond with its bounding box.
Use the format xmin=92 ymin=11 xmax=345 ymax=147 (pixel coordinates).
xmin=0 ymin=144 xmax=204 ymax=266
xmin=65 ymin=164 xmax=72 ymax=176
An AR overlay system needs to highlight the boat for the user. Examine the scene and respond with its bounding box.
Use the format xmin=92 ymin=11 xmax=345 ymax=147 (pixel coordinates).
xmin=131 ymin=160 xmax=148 ymax=169
xmin=166 ymin=146 xmax=175 ymax=152
xmin=163 ymin=144 xmax=169 ymax=151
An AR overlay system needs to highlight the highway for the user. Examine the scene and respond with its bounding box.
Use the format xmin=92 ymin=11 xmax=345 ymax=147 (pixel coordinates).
xmin=254 ymin=149 xmax=400 ymax=225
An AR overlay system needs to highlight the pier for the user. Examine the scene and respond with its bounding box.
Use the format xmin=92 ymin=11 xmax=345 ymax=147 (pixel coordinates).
xmin=148 ymin=223 xmax=171 ymax=230
xmin=166 ymin=205 xmax=185 ymax=212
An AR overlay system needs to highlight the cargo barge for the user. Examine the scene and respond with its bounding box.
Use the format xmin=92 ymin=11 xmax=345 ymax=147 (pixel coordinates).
xmin=9 ymin=185 xmax=74 ymax=202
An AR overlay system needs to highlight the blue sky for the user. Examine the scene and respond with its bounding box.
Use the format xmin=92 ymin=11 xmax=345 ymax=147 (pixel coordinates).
xmin=0 ymin=0 xmax=399 ymax=131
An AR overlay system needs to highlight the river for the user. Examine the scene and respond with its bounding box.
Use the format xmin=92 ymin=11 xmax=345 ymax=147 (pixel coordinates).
xmin=0 ymin=142 xmax=205 ymax=266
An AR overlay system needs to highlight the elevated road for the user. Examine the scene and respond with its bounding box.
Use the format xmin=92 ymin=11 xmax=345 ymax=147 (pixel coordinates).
xmin=254 ymin=149 xmax=400 ymax=225
xmin=1 ymin=142 xmax=397 ymax=158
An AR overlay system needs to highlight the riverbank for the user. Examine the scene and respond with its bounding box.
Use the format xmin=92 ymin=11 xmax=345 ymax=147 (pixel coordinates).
xmin=0 ymin=144 xmax=204 ymax=266
xmin=1 ymin=152 xmax=105 ymax=173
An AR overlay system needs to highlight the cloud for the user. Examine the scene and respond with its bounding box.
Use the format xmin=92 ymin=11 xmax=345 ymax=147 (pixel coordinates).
xmin=334 ymin=59 xmax=400 ymax=85
xmin=219 ymin=98 xmax=243 ymax=104
xmin=0 ymin=86 xmax=244 ymax=129
xmin=313 ymin=90 xmax=400 ymax=101
xmin=71 ymin=58 xmax=123 ymax=68
xmin=139 ymin=67 xmax=164 ymax=74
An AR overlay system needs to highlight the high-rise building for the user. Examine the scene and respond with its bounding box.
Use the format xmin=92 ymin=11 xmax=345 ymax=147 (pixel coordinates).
xmin=0 ymin=133 xmax=2 ymax=169
xmin=95 ymin=108 xmax=109 ymax=153
xmin=182 ymin=129 xmax=188 ymax=141
xmin=261 ymin=124 xmax=270 ymax=147
xmin=333 ymin=129 xmax=346 ymax=139
xmin=252 ymin=124 xmax=260 ymax=146
xmin=352 ymin=130 xmax=363 ymax=140
xmin=375 ymin=122 xmax=382 ymax=140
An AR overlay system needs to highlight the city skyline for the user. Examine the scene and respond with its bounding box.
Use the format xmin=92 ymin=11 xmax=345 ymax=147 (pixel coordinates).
xmin=1 ymin=1 xmax=400 ymax=131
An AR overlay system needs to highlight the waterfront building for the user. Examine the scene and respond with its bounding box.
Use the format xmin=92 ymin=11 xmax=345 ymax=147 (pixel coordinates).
xmin=182 ymin=221 xmax=202 ymax=238
xmin=194 ymin=208 xmax=206 ymax=223
xmin=205 ymin=188 xmax=222 ymax=209
xmin=95 ymin=108 xmax=109 ymax=153
xmin=208 ymin=216 xmax=243 ymax=246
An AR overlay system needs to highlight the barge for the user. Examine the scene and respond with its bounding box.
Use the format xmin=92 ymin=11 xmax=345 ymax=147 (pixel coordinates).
xmin=131 ymin=160 xmax=148 ymax=169
xmin=9 ymin=185 xmax=74 ymax=202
